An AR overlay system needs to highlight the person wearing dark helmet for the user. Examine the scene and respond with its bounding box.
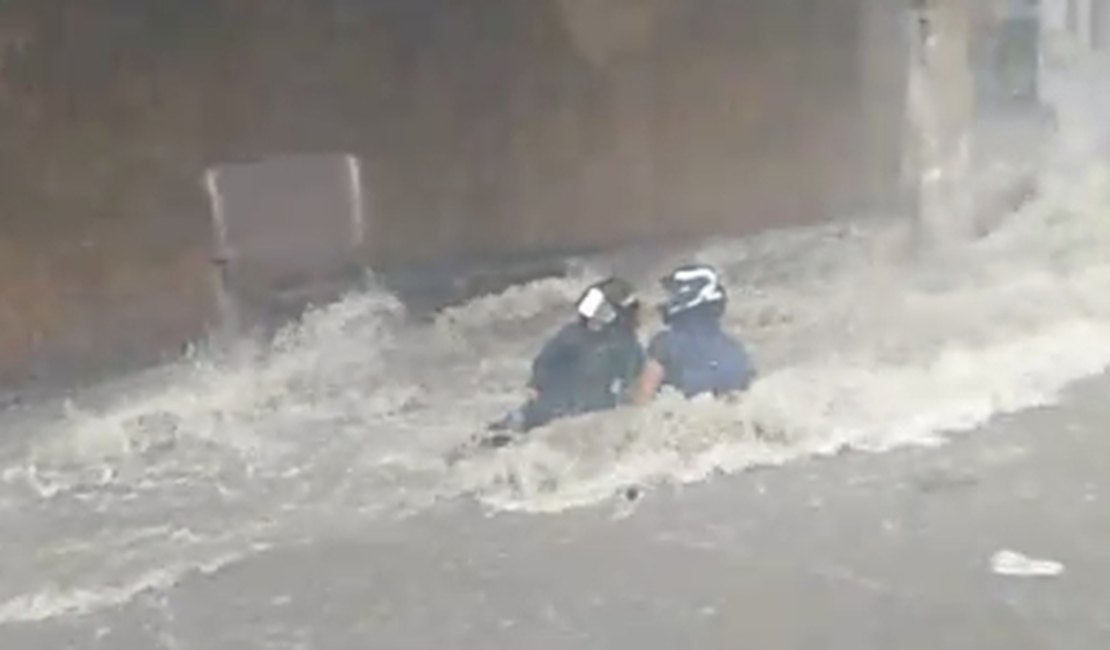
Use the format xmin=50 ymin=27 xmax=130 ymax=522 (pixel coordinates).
xmin=635 ymin=264 xmax=755 ymax=403
xmin=486 ymin=277 xmax=645 ymax=440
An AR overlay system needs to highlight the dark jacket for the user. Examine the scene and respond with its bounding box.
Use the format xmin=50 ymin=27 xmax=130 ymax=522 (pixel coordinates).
xmin=520 ymin=321 xmax=645 ymax=430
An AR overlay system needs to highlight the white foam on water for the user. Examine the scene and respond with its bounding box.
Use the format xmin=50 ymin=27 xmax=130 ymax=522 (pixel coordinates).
xmin=445 ymin=51 xmax=1110 ymax=512
xmin=0 ymin=552 xmax=241 ymax=625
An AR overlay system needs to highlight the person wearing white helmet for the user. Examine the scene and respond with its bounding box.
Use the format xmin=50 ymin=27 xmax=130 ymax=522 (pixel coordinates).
xmin=634 ymin=263 xmax=754 ymax=402
xmin=486 ymin=276 xmax=645 ymax=441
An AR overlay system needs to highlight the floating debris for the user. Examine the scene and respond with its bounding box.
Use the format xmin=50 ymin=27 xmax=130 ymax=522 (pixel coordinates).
xmin=990 ymin=550 xmax=1065 ymax=578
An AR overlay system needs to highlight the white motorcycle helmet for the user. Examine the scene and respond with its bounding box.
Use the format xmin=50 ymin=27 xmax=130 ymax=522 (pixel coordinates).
xmin=659 ymin=263 xmax=727 ymax=322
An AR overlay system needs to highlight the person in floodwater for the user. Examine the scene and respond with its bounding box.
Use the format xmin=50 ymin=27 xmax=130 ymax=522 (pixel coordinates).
xmin=634 ymin=263 xmax=755 ymax=403
xmin=487 ymin=277 xmax=645 ymax=441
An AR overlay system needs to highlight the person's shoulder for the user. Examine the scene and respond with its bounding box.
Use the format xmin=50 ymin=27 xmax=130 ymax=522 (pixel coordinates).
xmin=548 ymin=320 xmax=583 ymax=341
xmin=553 ymin=320 xmax=580 ymax=336
xmin=552 ymin=319 xmax=594 ymax=343
xmin=537 ymin=321 xmax=580 ymax=353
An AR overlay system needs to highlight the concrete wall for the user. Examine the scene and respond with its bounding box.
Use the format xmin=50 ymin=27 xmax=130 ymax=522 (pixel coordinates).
xmin=0 ymin=0 xmax=911 ymax=396
xmin=366 ymin=0 xmax=902 ymax=266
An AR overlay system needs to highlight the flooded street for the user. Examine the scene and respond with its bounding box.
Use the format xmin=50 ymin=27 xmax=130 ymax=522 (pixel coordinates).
xmin=2 ymin=7 xmax=1110 ymax=649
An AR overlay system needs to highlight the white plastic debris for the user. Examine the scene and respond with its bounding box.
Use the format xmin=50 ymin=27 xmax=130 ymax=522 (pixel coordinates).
xmin=990 ymin=550 xmax=1065 ymax=578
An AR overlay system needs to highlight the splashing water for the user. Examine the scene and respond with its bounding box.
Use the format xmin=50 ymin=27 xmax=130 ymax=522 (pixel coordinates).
xmin=2 ymin=53 xmax=1110 ymax=625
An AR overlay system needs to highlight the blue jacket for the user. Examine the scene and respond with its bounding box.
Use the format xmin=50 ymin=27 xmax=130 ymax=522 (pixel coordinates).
xmin=647 ymin=311 xmax=754 ymax=398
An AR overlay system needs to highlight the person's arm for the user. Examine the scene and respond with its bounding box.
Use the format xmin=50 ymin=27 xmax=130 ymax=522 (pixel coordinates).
xmin=631 ymin=333 xmax=669 ymax=404
xmin=633 ymin=358 xmax=666 ymax=404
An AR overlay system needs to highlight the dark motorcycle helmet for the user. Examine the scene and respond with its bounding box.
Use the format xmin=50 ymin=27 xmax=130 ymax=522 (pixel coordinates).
xmin=575 ymin=277 xmax=641 ymax=331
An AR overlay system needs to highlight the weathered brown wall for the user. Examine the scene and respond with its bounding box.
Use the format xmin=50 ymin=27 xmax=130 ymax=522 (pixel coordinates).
xmin=0 ymin=225 xmax=213 ymax=391
xmin=0 ymin=0 xmax=909 ymax=394
xmin=367 ymin=0 xmax=893 ymax=265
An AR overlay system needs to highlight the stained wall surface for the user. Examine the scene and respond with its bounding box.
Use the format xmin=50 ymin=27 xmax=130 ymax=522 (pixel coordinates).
xmin=0 ymin=0 xmax=910 ymax=393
